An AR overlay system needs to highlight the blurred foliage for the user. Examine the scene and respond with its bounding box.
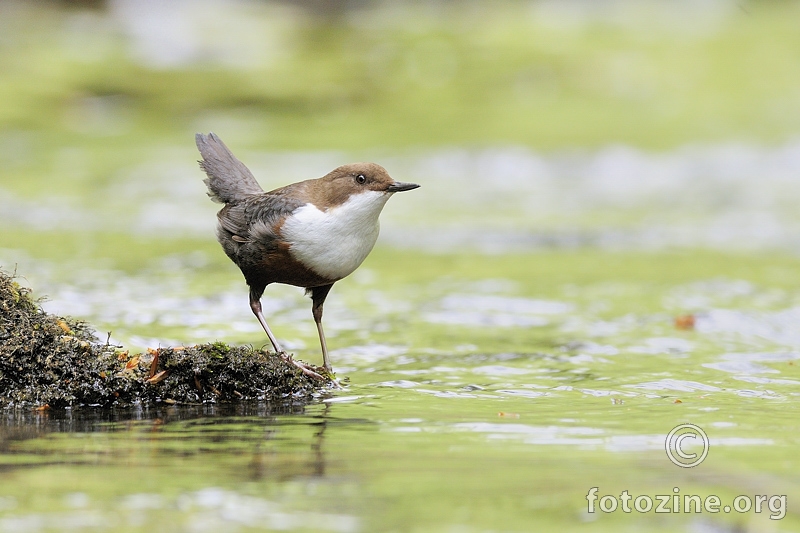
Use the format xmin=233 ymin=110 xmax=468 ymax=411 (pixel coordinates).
xmin=0 ymin=0 xmax=799 ymax=157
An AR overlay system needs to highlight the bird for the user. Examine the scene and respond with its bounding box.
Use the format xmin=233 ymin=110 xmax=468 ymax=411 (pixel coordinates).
xmin=195 ymin=132 xmax=419 ymax=380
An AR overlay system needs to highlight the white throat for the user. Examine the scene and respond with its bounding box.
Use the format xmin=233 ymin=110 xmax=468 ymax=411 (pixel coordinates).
xmin=282 ymin=190 xmax=391 ymax=281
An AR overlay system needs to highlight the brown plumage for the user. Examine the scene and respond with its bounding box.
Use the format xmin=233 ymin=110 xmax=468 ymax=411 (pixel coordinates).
xmin=196 ymin=132 xmax=419 ymax=379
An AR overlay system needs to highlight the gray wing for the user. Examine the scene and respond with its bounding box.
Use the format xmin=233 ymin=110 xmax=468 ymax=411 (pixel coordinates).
xmin=216 ymin=184 xmax=308 ymax=254
xmin=196 ymin=132 xmax=264 ymax=204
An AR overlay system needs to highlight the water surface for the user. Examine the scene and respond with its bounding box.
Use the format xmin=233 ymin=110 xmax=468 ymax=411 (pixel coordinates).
xmin=2 ymin=247 xmax=799 ymax=531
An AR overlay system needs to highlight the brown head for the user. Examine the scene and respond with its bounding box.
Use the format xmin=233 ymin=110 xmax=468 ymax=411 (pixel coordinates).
xmin=301 ymin=163 xmax=419 ymax=210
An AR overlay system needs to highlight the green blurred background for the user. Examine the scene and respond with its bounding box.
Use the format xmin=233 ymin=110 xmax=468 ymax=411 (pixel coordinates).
xmin=3 ymin=0 xmax=800 ymax=176
xmin=0 ymin=0 xmax=800 ymax=255
xmin=5 ymin=0 xmax=800 ymax=148
xmin=3 ymin=0 xmax=800 ymax=265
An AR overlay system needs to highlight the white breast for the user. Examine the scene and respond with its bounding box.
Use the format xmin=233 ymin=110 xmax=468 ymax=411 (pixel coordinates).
xmin=281 ymin=190 xmax=390 ymax=281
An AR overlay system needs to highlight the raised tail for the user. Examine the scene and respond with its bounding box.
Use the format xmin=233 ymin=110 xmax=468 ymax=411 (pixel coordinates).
xmin=195 ymin=132 xmax=264 ymax=204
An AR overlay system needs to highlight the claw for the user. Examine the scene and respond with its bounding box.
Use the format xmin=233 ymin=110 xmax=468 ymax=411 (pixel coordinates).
xmin=279 ymin=351 xmax=325 ymax=381
xmin=295 ymin=362 xmax=325 ymax=381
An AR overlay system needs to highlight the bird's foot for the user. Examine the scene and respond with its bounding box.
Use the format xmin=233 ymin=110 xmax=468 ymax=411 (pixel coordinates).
xmin=279 ymin=352 xmax=326 ymax=381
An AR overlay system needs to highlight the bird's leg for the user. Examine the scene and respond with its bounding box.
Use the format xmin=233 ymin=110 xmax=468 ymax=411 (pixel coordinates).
xmin=249 ymin=289 xmax=283 ymax=353
xmin=249 ymin=288 xmax=324 ymax=381
xmin=310 ymin=284 xmax=334 ymax=372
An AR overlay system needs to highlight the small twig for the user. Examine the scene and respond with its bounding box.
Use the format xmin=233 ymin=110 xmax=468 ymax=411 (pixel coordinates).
xmin=149 ymin=350 xmax=160 ymax=378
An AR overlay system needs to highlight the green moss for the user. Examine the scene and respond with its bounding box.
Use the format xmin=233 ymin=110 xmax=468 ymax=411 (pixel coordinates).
xmin=0 ymin=269 xmax=333 ymax=408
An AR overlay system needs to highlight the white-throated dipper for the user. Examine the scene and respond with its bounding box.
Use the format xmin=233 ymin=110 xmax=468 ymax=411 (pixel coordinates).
xmin=196 ymin=132 xmax=419 ymax=379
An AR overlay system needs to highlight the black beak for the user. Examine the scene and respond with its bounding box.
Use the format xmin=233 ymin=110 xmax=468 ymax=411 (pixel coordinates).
xmin=387 ymin=181 xmax=420 ymax=193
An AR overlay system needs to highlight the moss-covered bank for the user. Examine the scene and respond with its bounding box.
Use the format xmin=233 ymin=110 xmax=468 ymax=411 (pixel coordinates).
xmin=0 ymin=270 xmax=333 ymax=409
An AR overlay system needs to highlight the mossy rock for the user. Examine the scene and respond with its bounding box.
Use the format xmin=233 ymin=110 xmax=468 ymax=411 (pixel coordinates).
xmin=0 ymin=269 xmax=334 ymax=409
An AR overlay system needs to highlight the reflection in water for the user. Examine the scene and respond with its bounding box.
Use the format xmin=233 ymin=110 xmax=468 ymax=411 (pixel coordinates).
xmin=0 ymin=402 xmax=356 ymax=482
xmin=0 ymin=404 xmax=311 ymax=467
xmin=1 ymin=403 xmax=304 ymax=436
xmin=0 ymin=403 xmax=369 ymax=532
xmin=310 ymin=403 xmax=330 ymax=478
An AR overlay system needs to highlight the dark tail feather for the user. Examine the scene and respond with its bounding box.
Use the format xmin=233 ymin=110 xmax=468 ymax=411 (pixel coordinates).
xmin=195 ymin=132 xmax=264 ymax=204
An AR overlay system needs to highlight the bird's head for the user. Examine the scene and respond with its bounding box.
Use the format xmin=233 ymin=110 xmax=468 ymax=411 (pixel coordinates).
xmin=313 ymin=163 xmax=419 ymax=209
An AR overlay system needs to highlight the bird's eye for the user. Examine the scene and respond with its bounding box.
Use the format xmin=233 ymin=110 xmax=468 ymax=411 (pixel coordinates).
xmin=356 ymin=174 xmax=367 ymax=184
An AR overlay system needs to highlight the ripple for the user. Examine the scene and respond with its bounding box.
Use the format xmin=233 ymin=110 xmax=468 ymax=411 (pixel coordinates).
xmin=567 ymin=342 xmax=620 ymax=356
xmin=579 ymin=389 xmax=633 ymax=397
xmin=719 ymin=351 xmax=800 ymax=362
xmin=733 ymin=376 xmax=800 ymax=385
xmin=424 ymin=295 xmax=572 ymax=328
xmin=695 ymin=308 xmax=800 ymax=346
xmin=627 ymin=379 xmax=722 ymax=393
xmin=451 ymin=424 xmax=775 ymax=450
xmin=703 ymin=361 xmax=779 ymax=375
xmin=0 ymin=489 xmax=360 ymax=533
xmin=702 ymin=352 xmax=800 ymax=375
xmin=414 ymin=390 xmax=483 ymax=399
xmin=390 ymin=427 xmax=423 ymax=433
xmin=471 ymin=365 xmax=533 ymax=376
xmin=735 ymin=390 xmax=781 ymax=399
xmin=423 ymin=310 xmax=549 ymax=328
xmin=495 ymin=390 xmax=548 ymax=398
xmin=330 ymin=344 xmax=408 ymax=364
xmin=322 ymin=395 xmax=373 ymax=404
xmin=376 ymin=380 xmax=420 ymax=389
xmin=182 ymin=488 xmax=360 ymax=532
xmin=627 ymin=337 xmax=694 ymax=355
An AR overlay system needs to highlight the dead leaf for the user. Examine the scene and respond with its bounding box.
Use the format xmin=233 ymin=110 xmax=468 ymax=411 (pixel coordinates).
xmin=125 ymin=355 xmax=140 ymax=370
xmin=146 ymin=370 xmax=169 ymax=384
xmin=674 ymin=315 xmax=695 ymax=330
xmin=149 ymin=351 xmax=160 ymax=378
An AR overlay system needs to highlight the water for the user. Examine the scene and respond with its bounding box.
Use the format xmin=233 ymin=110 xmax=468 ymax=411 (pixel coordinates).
xmin=2 ymin=244 xmax=799 ymax=531
xmin=4 ymin=142 xmax=800 ymax=531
